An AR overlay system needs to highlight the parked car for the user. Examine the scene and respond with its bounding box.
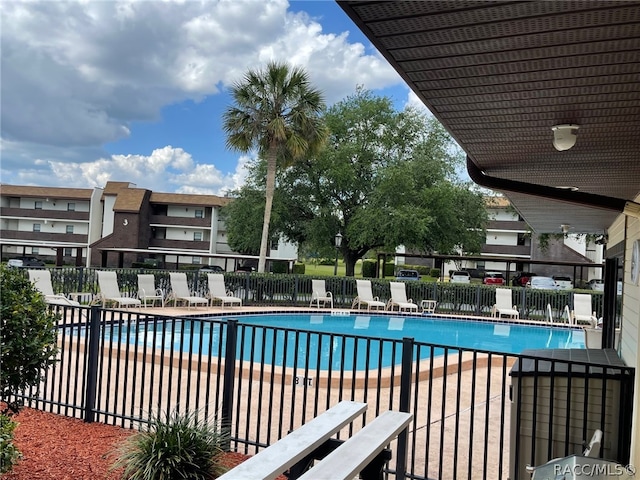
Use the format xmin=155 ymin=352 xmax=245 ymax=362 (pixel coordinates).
xmin=482 ymin=271 xmax=505 ymax=285
xmin=587 ymin=279 xmax=605 ymax=291
xmin=511 ymin=271 xmax=536 ymax=287
xmin=200 ymin=264 xmax=224 ymax=273
xmin=450 ymin=271 xmax=471 ymax=284
xmin=395 ymin=269 xmax=420 ymax=281
xmin=236 ymin=260 xmax=257 ymax=272
xmin=7 ymin=256 xmax=45 ymax=268
xmin=526 ymin=276 xmax=559 ymax=290
xmin=552 ymin=275 xmax=573 ymax=290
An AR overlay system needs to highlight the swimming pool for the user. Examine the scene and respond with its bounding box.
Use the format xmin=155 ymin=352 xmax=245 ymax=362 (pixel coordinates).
xmin=108 ymin=313 xmax=584 ymax=370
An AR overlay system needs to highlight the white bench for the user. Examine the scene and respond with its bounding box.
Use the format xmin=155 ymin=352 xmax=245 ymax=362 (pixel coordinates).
xmin=217 ymin=401 xmax=367 ymax=480
xmin=218 ymin=401 xmax=412 ymax=480
xmin=298 ymin=409 xmax=413 ymax=480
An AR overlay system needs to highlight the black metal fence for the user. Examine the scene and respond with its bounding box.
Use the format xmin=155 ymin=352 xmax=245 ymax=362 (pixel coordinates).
xmin=17 ymin=305 xmax=634 ymax=480
xmin=38 ymin=267 xmax=614 ymax=323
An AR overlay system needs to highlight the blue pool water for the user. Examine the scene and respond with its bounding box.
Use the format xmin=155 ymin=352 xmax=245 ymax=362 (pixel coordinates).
xmin=108 ymin=313 xmax=585 ymax=370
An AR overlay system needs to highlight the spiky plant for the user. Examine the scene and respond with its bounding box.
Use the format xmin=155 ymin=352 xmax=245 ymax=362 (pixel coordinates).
xmin=111 ymin=408 xmax=229 ymax=480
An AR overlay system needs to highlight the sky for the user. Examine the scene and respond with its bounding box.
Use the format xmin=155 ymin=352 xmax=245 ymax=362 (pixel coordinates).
xmin=0 ymin=0 xmax=428 ymax=195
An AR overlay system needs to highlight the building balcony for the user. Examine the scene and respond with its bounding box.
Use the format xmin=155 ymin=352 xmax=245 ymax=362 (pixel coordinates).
xmin=0 ymin=207 xmax=90 ymax=221
xmin=481 ymin=244 xmax=531 ymax=257
xmin=0 ymin=230 xmax=89 ymax=244
xmin=149 ymin=215 xmax=210 ymax=227
xmin=486 ymin=220 xmax=528 ymax=231
xmin=148 ymin=239 xmax=210 ymax=251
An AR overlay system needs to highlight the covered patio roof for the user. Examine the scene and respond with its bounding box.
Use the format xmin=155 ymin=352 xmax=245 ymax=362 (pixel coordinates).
xmin=338 ymin=1 xmax=640 ymax=234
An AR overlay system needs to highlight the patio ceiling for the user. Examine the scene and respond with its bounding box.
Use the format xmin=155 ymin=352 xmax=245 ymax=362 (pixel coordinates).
xmin=338 ymin=1 xmax=640 ymax=234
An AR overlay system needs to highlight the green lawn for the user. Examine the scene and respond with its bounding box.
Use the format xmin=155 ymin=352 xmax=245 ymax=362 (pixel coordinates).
xmin=301 ymin=261 xmax=357 ymax=277
xmin=300 ymin=261 xmax=440 ymax=282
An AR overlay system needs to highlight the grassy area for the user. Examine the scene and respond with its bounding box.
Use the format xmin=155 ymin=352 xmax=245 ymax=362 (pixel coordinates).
xmin=300 ymin=260 xmax=441 ymax=282
xmin=301 ymin=261 xmax=358 ymax=277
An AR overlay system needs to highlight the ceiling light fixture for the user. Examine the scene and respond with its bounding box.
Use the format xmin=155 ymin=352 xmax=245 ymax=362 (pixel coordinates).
xmin=561 ymin=224 xmax=571 ymax=234
xmin=551 ymin=124 xmax=579 ymax=151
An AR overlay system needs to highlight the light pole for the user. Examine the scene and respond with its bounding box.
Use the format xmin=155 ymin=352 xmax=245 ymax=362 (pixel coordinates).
xmin=333 ymin=232 xmax=343 ymax=276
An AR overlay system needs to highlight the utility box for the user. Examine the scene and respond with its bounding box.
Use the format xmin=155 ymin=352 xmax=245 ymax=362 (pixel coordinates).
xmin=509 ymin=349 xmax=633 ymax=480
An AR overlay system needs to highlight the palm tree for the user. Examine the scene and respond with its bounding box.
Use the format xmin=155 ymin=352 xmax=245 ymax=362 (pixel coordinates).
xmin=223 ymin=61 xmax=328 ymax=273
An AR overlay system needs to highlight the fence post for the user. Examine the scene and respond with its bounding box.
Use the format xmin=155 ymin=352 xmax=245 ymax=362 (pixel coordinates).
xmin=397 ymin=337 xmax=414 ymax=479
xmin=475 ymin=284 xmax=482 ymax=315
xmin=77 ymin=266 xmax=84 ymax=293
xmin=221 ymin=319 xmax=238 ymax=449
xmin=244 ymin=272 xmax=251 ymax=304
xmin=293 ymin=275 xmax=299 ymax=304
xmin=83 ymin=305 xmax=101 ymax=423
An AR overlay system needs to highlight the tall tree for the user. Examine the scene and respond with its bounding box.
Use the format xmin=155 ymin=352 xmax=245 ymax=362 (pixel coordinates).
xmin=222 ymin=61 xmax=328 ymax=272
xmin=224 ymin=88 xmax=487 ymax=275
xmin=278 ymin=88 xmax=487 ymax=275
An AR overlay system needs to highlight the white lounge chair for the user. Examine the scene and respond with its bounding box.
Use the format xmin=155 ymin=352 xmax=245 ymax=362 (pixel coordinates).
xmin=168 ymin=272 xmax=208 ymax=309
xmin=571 ymin=293 xmax=597 ymax=326
xmin=351 ymin=280 xmax=386 ymax=311
xmin=386 ymin=282 xmax=418 ymax=312
xmin=137 ymin=274 xmax=165 ymax=307
xmin=206 ymin=273 xmax=242 ymax=308
xmin=28 ymin=269 xmax=80 ymax=306
xmin=492 ymin=288 xmax=519 ymax=319
xmin=310 ymin=279 xmax=333 ymax=309
xmin=97 ymin=271 xmax=142 ymax=308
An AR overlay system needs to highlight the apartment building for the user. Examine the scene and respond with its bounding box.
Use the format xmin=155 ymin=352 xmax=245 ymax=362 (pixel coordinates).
xmin=440 ymin=196 xmax=604 ymax=283
xmin=0 ymin=184 xmax=102 ymax=265
xmin=479 ymin=196 xmax=532 ymax=271
xmin=0 ymin=182 xmax=295 ymax=269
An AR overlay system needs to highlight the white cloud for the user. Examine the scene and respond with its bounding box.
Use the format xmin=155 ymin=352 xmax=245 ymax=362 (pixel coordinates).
xmin=0 ymin=0 xmax=404 ymax=193
xmin=405 ymin=90 xmax=433 ymax=116
xmin=40 ymin=146 xmax=242 ymax=195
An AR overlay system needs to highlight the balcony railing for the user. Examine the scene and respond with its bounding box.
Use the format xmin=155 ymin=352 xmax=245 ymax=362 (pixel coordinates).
xmin=148 ymin=239 xmax=210 ymax=250
xmin=0 ymin=230 xmax=88 ymax=243
xmin=0 ymin=207 xmax=90 ymax=221
xmin=149 ymin=214 xmax=210 ymax=227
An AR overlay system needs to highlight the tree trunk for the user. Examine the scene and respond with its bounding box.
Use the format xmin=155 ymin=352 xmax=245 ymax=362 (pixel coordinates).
xmin=345 ymin=251 xmax=359 ymax=277
xmin=258 ymin=148 xmax=277 ymax=273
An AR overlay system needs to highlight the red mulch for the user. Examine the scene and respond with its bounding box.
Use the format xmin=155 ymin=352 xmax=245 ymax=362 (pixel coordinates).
xmin=3 ymin=407 xmax=279 ymax=479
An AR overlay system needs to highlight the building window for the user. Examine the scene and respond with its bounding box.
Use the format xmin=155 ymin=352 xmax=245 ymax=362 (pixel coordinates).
xmin=66 ymin=225 xmax=74 ymax=234
xmin=34 ymin=201 xmax=43 ymax=210
xmin=193 ymin=232 xmax=203 ymax=241
xmin=195 ymin=209 xmax=204 ymax=218
xmin=270 ymin=239 xmax=279 ymax=250
xmin=192 ymin=256 xmax=201 ymax=264
xmin=64 ymin=248 xmax=73 ymax=256
xmin=33 ymin=223 xmax=41 ymax=232
xmin=67 ymin=202 xmax=75 ymax=211
xmin=31 ymin=247 xmax=39 ymax=255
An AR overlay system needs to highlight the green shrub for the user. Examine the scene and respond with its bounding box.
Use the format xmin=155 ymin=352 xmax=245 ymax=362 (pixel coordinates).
xmin=429 ymin=268 xmax=441 ymax=278
xmin=0 ymin=265 xmax=59 ymax=414
xmin=292 ymin=263 xmax=305 ymax=274
xmin=383 ymin=262 xmax=394 ymax=277
xmin=0 ymin=413 xmax=21 ymax=473
xmin=111 ymin=408 xmax=229 ymax=480
xmin=318 ymin=258 xmax=334 ymax=266
xmin=270 ymin=261 xmax=288 ymax=274
xmin=361 ymin=260 xmax=376 ymax=278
